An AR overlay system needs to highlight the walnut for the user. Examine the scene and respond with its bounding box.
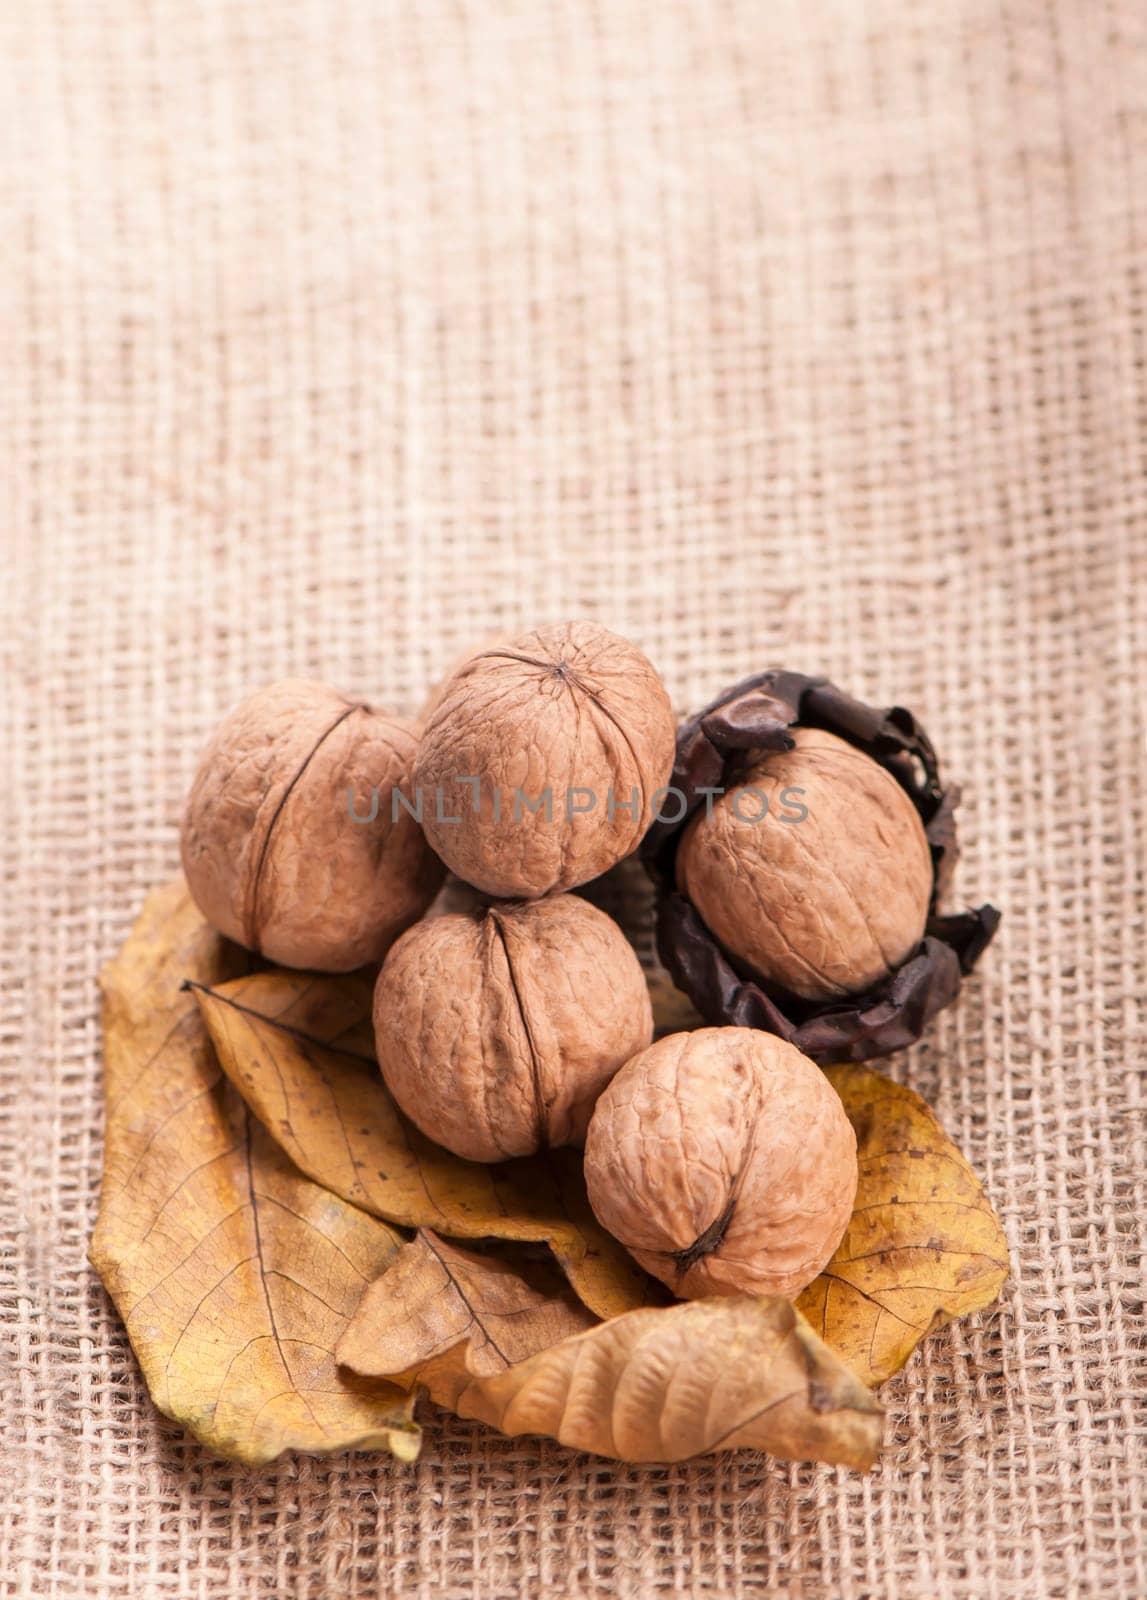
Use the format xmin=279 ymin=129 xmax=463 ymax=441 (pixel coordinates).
xmin=418 ymin=633 xmax=510 ymax=725
xmin=413 ymin=621 xmax=677 ymax=898
xmin=180 ymin=680 xmax=443 ymax=971
xmin=373 ymin=893 xmax=653 ymax=1162
xmin=583 ymin=1026 xmax=857 ymax=1299
xmin=643 ymin=670 xmax=1000 ymax=1061
xmin=677 ymin=727 xmax=933 ymax=1002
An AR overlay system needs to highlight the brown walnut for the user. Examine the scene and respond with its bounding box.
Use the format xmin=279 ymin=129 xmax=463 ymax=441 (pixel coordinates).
xmin=413 ymin=621 xmax=677 ymax=898
xmin=583 ymin=1027 xmax=857 ymax=1300
xmin=642 ymin=669 xmax=1000 ymax=1062
xmin=677 ymin=727 xmax=933 ymax=1002
xmin=373 ymin=893 xmax=653 ymax=1162
xmin=180 ymin=680 xmax=443 ymax=971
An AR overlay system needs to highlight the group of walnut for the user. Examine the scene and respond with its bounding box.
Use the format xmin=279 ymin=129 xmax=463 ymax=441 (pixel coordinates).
xmin=180 ymin=621 xmax=936 ymax=1303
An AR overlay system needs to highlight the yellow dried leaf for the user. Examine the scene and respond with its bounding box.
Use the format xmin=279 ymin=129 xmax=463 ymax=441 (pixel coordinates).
xmin=90 ymin=879 xmax=420 ymax=1466
xmin=797 ymin=1063 xmax=1009 ymax=1386
xmin=342 ymin=1250 xmax=882 ymax=1468
xmin=192 ymin=967 xmax=660 ymax=1320
xmin=337 ymin=1230 xmax=597 ymax=1394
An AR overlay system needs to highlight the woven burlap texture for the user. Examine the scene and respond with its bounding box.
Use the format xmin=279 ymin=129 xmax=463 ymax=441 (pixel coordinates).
xmin=2 ymin=1 xmax=1144 ymax=1596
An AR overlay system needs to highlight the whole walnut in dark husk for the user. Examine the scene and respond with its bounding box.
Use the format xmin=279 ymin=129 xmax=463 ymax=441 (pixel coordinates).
xmin=584 ymin=1026 xmax=857 ymax=1299
xmin=413 ymin=621 xmax=676 ymax=898
xmin=181 ymin=680 xmax=443 ymax=971
xmin=677 ymin=727 xmax=933 ymax=1001
xmin=643 ymin=671 xmax=1000 ymax=1062
xmin=373 ymin=893 xmax=653 ymax=1162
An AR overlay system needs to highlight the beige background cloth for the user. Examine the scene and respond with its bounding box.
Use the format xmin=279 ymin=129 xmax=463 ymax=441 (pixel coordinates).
xmin=2 ymin=1 xmax=1144 ymax=1596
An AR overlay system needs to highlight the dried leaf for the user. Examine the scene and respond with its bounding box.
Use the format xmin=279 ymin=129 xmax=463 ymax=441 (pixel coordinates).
xmin=797 ymin=1063 xmax=1009 ymax=1385
xmin=337 ymin=1230 xmax=597 ymax=1391
xmin=90 ymin=879 xmax=420 ymax=1466
xmin=191 ymin=966 xmax=660 ymax=1319
xmin=342 ymin=1258 xmax=882 ymax=1468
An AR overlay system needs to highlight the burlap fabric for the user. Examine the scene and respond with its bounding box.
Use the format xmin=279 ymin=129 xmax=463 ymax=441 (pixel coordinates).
xmin=2 ymin=2 xmax=1144 ymax=1595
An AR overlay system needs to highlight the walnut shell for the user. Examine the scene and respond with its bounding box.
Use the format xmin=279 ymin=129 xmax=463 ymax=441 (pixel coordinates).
xmin=676 ymin=727 xmax=933 ymax=1002
xmin=583 ymin=1027 xmax=857 ymax=1299
xmin=180 ymin=680 xmax=444 ymax=971
xmin=418 ymin=632 xmax=510 ymax=725
xmin=373 ymin=893 xmax=653 ymax=1162
xmin=413 ymin=621 xmax=677 ymax=898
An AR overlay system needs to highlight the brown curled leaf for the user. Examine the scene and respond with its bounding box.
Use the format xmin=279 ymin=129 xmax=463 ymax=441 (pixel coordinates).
xmin=90 ymin=879 xmax=420 ymax=1466
xmin=656 ymin=893 xmax=991 ymax=1061
xmin=642 ymin=670 xmax=1000 ymax=1063
xmin=337 ymin=1230 xmax=597 ymax=1388
xmin=341 ymin=1260 xmax=882 ymax=1469
xmin=190 ymin=965 xmax=662 ymax=1320
xmin=797 ymin=1063 xmax=1010 ymax=1386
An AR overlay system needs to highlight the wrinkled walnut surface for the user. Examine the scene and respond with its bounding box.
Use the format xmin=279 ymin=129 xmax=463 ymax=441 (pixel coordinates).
xmin=584 ymin=1026 xmax=857 ymax=1300
xmin=676 ymin=727 xmax=933 ymax=1001
xmin=181 ymin=679 xmax=443 ymax=971
xmin=413 ymin=621 xmax=676 ymax=898
xmin=642 ymin=669 xmax=1000 ymax=1062
xmin=373 ymin=893 xmax=653 ymax=1162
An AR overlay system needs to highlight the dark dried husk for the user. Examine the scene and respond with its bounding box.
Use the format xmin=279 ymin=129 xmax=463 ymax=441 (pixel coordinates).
xmin=641 ymin=671 xmax=1000 ymax=1063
